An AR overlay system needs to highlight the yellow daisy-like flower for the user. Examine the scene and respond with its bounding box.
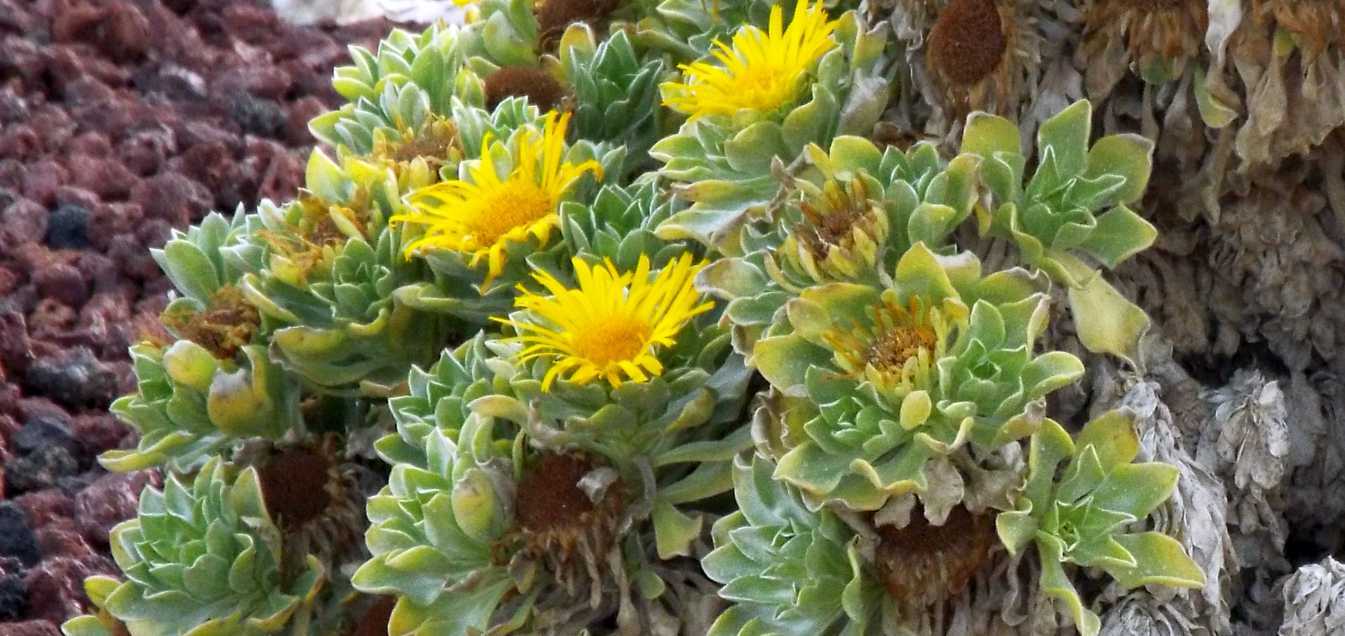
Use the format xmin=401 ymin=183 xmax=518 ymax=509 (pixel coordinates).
xmin=661 ymin=0 xmax=839 ymax=120
xmin=500 ymin=253 xmax=714 ymax=391
xmin=392 ymin=111 xmax=601 ymax=289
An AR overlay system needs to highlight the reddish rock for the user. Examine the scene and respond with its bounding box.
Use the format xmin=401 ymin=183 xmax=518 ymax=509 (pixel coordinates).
xmin=0 ymin=199 xmax=48 ymax=246
xmin=116 ymin=127 xmax=176 ymax=176
xmin=0 ymin=125 xmax=41 ymax=162
xmin=284 ymin=96 xmax=325 ymax=146
xmin=19 ymin=161 xmax=68 ymax=208
xmin=34 ymin=518 xmax=97 ymax=563
xmin=67 ymin=155 xmax=137 ymax=200
xmin=69 ymin=414 xmax=130 ymax=460
xmin=128 ymin=172 xmax=211 ymax=226
xmin=74 ymin=471 xmax=154 ymax=548
xmin=26 ymin=299 xmax=76 ymax=339
xmin=32 ymin=264 xmax=89 ymax=312
xmin=62 ymin=132 xmax=111 ymax=158
xmin=0 ymin=267 xmax=18 ymax=296
xmin=0 ymin=620 xmax=61 ymax=636
xmin=105 ymin=233 xmax=158 ymax=280
xmin=12 ymin=490 xmax=74 ymax=531
xmin=52 ymin=187 xmax=100 ymax=213
xmin=21 ymin=555 xmax=116 ymax=624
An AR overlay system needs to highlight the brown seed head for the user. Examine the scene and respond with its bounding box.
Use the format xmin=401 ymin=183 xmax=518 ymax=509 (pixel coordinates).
xmin=536 ymin=0 xmax=621 ymax=37
xmin=927 ymin=0 xmax=1008 ymax=87
xmin=258 ymin=446 xmax=334 ymax=529
xmin=484 ymin=66 xmax=568 ymax=112
xmin=874 ymin=505 xmax=997 ymax=608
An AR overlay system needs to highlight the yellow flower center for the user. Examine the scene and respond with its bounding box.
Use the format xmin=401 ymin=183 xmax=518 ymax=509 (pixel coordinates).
xmin=471 ymin=178 xmax=554 ymax=246
xmin=570 ymin=316 xmax=650 ymax=368
xmin=499 ymin=253 xmax=713 ymax=390
xmin=393 ymin=111 xmax=602 ymax=290
xmin=824 ymin=296 xmax=946 ymax=386
xmin=661 ymin=0 xmax=838 ymax=120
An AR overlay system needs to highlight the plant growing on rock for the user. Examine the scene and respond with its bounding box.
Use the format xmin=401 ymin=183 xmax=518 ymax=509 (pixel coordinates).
xmin=62 ymin=458 xmax=325 ymax=636
xmin=66 ymin=0 xmax=1211 ymax=633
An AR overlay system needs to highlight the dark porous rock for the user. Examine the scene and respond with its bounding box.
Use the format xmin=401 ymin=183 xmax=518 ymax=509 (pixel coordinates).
xmin=12 ymin=415 xmax=77 ymax=459
xmin=229 ymin=92 xmax=287 ymax=138
xmin=0 ymin=620 xmax=60 ymax=636
xmin=0 ymin=89 xmax=30 ymax=125
xmin=22 ymin=348 xmax=120 ymax=409
xmin=32 ymin=264 xmax=89 ymax=309
xmin=0 ymin=199 xmax=48 ymax=246
xmin=59 ymin=78 xmax=115 ymax=111
xmin=43 ymin=204 xmax=89 ymax=250
xmin=21 ymin=555 xmax=115 ymax=625
xmin=0 ymin=574 xmax=25 ymax=621
xmin=0 ymin=503 xmax=39 ymax=568
xmin=4 ymin=448 xmax=79 ymax=496
xmin=132 ymin=62 xmax=208 ymax=102
xmin=74 ymin=471 xmax=154 ymax=548
xmin=129 ymin=172 xmax=211 ymax=226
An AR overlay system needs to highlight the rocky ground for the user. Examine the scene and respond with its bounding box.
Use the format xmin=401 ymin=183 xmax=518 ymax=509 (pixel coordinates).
xmin=0 ymin=0 xmax=393 ymax=632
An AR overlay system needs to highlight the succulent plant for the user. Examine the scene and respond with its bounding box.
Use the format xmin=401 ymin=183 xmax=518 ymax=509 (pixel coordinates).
xmin=703 ymin=453 xmax=880 ymax=635
xmin=223 ymin=147 xmax=451 ymax=395
xmin=996 ymin=410 xmax=1206 ymax=636
xmin=62 ymin=458 xmax=325 ymax=636
xmin=100 ymin=341 xmax=302 ymax=473
xmin=355 ymin=250 xmax=752 ymax=634
xmin=652 ymin=0 xmax=890 ymax=251
xmin=695 ymin=134 xmax=979 ymax=353
xmin=375 ymin=332 xmax=511 ymax=471
xmin=959 ymin=99 xmax=1158 ymax=362
xmin=311 ymin=1 xmax=539 ymax=154
xmin=752 ymin=243 xmax=1082 ymax=512
xmin=387 ymin=106 xmax=626 ymax=324
xmin=350 ymin=419 xmax=520 ymax=635
xmin=553 ymin=25 xmax=667 ymax=176
xmin=152 ymin=211 xmax=257 ymax=359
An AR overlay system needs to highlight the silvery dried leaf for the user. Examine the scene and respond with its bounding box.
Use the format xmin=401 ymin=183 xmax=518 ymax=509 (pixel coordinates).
xmin=1276 ymin=558 xmax=1345 ymax=636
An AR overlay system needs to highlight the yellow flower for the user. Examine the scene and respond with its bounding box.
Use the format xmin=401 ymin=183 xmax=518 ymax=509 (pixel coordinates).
xmin=499 ymin=254 xmax=713 ymax=391
xmin=392 ymin=111 xmax=601 ymax=289
xmin=661 ymin=0 xmax=838 ymax=120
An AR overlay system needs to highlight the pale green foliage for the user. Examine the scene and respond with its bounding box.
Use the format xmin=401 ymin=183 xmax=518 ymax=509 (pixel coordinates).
xmin=961 ymin=100 xmax=1158 ymax=362
xmin=62 ymin=459 xmax=324 ymax=636
xmin=753 ymin=244 xmax=1081 ymax=510
xmin=996 ymin=411 xmax=1206 ymax=636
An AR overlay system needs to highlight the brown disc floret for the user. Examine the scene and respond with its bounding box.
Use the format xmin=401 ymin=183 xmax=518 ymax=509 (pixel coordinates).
xmin=873 ymin=504 xmax=997 ymax=609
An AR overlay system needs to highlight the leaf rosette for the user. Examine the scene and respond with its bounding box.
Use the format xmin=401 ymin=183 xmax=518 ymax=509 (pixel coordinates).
xmin=960 ymin=99 xmax=1158 ymax=362
xmin=996 ymin=409 xmax=1206 ymax=636
xmin=753 ymin=243 xmax=1083 ymax=511
xmin=695 ymin=134 xmax=979 ymax=354
xmin=62 ymin=458 xmax=325 ymax=636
